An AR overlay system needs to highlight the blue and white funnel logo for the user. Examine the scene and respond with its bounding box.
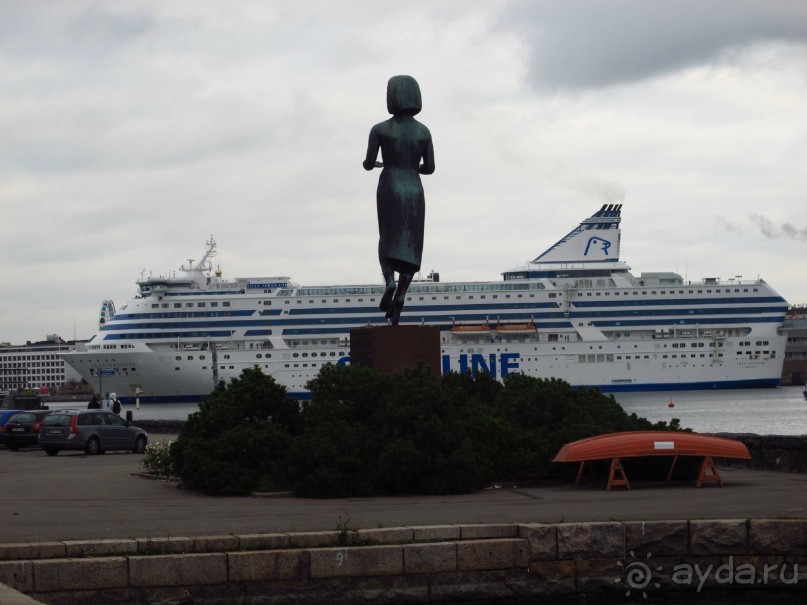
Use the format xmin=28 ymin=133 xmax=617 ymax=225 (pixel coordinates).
xmin=584 ymin=236 xmax=612 ymax=257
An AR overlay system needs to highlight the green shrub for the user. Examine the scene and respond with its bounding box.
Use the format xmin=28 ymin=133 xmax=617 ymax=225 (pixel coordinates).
xmin=286 ymin=363 xmax=484 ymax=497
xmin=446 ymin=372 xmax=673 ymax=482
xmin=170 ymin=362 xmax=685 ymax=497
xmin=170 ymin=367 xmax=298 ymax=495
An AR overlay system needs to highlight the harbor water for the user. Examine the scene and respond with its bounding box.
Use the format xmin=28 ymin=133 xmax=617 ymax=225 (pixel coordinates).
xmin=45 ymin=386 xmax=807 ymax=435
xmin=615 ymin=386 xmax=806 ymax=435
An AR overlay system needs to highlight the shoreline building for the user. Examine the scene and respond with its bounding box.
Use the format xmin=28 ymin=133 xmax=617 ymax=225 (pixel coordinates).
xmin=0 ymin=335 xmax=87 ymax=396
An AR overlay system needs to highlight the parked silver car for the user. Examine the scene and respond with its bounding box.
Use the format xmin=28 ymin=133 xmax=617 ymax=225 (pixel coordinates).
xmin=38 ymin=410 xmax=148 ymax=456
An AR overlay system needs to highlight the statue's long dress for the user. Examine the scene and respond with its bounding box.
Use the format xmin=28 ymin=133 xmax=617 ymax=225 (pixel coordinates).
xmin=364 ymin=115 xmax=434 ymax=276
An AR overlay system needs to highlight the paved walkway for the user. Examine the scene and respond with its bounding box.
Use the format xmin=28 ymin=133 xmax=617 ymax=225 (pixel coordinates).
xmin=1 ymin=441 xmax=806 ymax=544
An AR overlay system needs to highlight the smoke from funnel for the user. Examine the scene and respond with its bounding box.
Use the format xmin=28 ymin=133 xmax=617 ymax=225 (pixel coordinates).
xmin=572 ymin=176 xmax=626 ymax=204
xmin=750 ymin=214 xmax=807 ymax=242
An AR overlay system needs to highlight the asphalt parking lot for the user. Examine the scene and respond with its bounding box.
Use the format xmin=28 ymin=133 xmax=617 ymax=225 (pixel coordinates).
xmin=2 ymin=438 xmax=806 ymax=545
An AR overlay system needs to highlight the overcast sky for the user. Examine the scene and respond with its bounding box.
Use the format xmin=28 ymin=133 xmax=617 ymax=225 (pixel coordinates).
xmin=2 ymin=0 xmax=806 ymax=345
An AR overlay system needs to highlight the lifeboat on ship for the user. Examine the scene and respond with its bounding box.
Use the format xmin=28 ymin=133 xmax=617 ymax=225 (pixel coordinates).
xmin=449 ymin=322 xmax=492 ymax=337
xmin=553 ymin=431 xmax=751 ymax=491
xmin=494 ymin=322 xmax=536 ymax=335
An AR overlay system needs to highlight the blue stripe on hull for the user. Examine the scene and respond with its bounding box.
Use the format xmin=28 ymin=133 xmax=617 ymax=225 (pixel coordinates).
xmin=594 ymin=378 xmax=781 ymax=393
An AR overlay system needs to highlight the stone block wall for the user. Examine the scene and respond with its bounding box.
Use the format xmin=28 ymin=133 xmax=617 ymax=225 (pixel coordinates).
xmin=0 ymin=519 xmax=805 ymax=604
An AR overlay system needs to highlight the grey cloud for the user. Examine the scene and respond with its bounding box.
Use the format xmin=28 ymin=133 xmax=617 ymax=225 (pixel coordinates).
xmin=0 ymin=2 xmax=153 ymax=59
xmin=781 ymin=223 xmax=807 ymax=242
xmin=750 ymin=214 xmax=807 ymax=242
xmin=503 ymin=0 xmax=807 ymax=90
xmin=750 ymin=214 xmax=777 ymax=239
xmin=715 ymin=217 xmax=742 ymax=235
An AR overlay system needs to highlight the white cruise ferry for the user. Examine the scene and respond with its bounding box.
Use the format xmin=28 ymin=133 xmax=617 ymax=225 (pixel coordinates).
xmin=62 ymin=205 xmax=788 ymax=403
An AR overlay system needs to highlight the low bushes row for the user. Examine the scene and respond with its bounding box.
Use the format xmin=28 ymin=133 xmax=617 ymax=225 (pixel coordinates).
xmin=157 ymin=365 xmax=679 ymax=497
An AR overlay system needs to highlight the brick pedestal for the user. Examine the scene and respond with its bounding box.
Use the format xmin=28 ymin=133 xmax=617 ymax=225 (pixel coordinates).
xmin=349 ymin=326 xmax=441 ymax=380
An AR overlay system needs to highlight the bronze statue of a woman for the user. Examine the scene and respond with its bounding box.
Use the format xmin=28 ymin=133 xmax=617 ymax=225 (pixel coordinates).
xmin=363 ymin=75 xmax=435 ymax=325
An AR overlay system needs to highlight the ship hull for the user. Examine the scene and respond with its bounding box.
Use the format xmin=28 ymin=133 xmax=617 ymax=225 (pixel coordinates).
xmin=63 ymin=330 xmax=787 ymax=404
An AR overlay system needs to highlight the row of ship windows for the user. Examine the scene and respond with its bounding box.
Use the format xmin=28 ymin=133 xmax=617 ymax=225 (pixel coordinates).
xmin=579 ymin=354 xmax=723 ymax=362
xmin=584 ymin=341 xmax=770 ymax=351
xmin=296 ymin=282 xmax=544 ymax=296
xmin=266 ymin=292 xmax=539 ymax=305
xmin=283 ymin=339 xmax=343 ymax=347
xmin=664 ymin=340 xmax=770 ymax=349
xmin=579 ymin=288 xmax=758 ymax=297
xmin=579 ymin=351 xmax=769 ymax=363
xmin=151 ymin=302 xmax=232 ymax=309
xmin=175 ymin=363 xmax=327 ymax=371
xmin=175 ymin=351 xmax=341 ymax=361
xmin=89 ymin=344 xmax=136 ymax=351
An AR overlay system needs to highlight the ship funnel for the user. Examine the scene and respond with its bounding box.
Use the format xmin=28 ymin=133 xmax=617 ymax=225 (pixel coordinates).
xmin=531 ymin=206 xmax=623 ymax=264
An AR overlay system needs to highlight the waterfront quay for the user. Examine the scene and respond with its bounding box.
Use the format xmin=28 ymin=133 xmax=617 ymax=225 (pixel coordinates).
xmin=1 ymin=443 xmax=805 ymax=543
xmin=2 ymin=444 xmax=806 ymax=603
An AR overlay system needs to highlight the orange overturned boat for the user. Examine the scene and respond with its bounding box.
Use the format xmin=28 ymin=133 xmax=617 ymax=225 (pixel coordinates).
xmin=553 ymin=431 xmax=751 ymax=490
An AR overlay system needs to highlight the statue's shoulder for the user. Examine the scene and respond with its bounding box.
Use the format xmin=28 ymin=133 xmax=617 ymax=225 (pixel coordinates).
xmin=371 ymin=118 xmax=394 ymax=131
xmin=413 ymin=119 xmax=432 ymax=137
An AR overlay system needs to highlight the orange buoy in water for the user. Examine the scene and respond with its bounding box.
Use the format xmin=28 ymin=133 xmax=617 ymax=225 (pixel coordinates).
xmin=668 ymin=400 xmax=675 ymax=408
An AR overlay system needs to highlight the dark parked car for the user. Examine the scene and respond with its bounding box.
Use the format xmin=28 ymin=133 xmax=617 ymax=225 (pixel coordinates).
xmin=0 ymin=409 xmax=25 ymax=446
xmin=38 ymin=410 xmax=148 ymax=456
xmin=2 ymin=410 xmax=51 ymax=450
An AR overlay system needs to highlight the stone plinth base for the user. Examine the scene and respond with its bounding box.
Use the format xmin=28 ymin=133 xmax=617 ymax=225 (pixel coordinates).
xmin=349 ymin=326 xmax=441 ymax=380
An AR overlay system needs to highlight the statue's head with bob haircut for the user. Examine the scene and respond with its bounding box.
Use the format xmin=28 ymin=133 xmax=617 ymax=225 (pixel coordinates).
xmin=386 ymin=75 xmax=422 ymax=116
